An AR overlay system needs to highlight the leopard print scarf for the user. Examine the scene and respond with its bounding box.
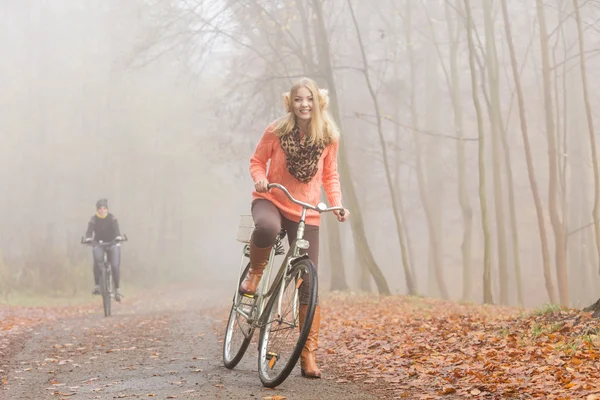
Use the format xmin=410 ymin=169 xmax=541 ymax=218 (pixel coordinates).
xmin=279 ymin=126 xmax=326 ymax=184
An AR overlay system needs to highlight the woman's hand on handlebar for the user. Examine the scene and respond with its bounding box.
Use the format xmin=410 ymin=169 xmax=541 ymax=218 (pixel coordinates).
xmin=255 ymin=179 xmax=269 ymax=193
xmin=333 ymin=208 xmax=349 ymax=222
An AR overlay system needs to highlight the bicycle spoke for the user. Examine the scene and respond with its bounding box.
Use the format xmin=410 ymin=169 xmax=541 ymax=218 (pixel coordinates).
xmin=257 ymin=259 xmax=317 ymax=387
xmin=223 ymin=262 xmax=256 ymax=369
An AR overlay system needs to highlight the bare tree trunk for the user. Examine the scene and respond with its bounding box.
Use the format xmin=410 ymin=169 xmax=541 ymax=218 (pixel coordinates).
xmin=391 ymin=26 xmax=416 ymax=284
xmin=393 ymin=162 xmax=416 ymax=281
xmin=482 ymin=0 xmax=509 ymax=305
xmin=474 ymin=1 xmax=522 ymax=306
xmin=464 ymin=0 xmax=493 ymax=304
xmin=444 ymin=0 xmax=473 ymax=302
xmin=537 ymin=0 xmax=569 ymax=306
xmin=554 ymin=24 xmax=567 ymax=233
xmin=573 ymin=0 xmax=600 ymax=278
xmin=424 ymin=34 xmax=446 ymax=299
xmin=295 ymin=0 xmax=348 ymax=292
xmin=405 ymin=0 xmax=448 ymax=299
xmin=499 ymin=120 xmax=524 ymax=305
xmin=312 ymin=0 xmax=391 ymax=295
xmin=321 ymin=190 xmax=348 ymax=290
xmin=500 ymin=0 xmax=557 ymax=304
xmin=347 ymin=0 xmax=416 ymax=295
xmin=295 ymin=0 xmax=316 ymax=73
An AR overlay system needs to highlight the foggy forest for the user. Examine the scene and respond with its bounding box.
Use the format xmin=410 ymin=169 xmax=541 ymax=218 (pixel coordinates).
xmin=7 ymin=1 xmax=600 ymax=398
xmin=3 ymin=0 xmax=600 ymax=311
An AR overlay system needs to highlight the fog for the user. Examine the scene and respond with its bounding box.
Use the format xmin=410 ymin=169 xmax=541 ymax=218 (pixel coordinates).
xmin=2 ymin=0 xmax=600 ymax=309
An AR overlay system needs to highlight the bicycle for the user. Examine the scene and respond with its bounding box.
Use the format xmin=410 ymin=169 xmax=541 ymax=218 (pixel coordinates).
xmin=222 ymin=183 xmax=346 ymax=388
xmin=81 ymin=235 xmax=128 ymax=317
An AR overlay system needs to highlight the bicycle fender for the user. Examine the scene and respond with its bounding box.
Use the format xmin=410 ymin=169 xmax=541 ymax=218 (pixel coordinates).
xmin=290 ymin=254 xmax=310 ymax=266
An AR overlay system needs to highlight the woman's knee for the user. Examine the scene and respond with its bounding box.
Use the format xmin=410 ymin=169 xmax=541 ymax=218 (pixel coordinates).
xmin=251 ymin=200 xmax=282 ymax=248
xmin=252 ymin=217 xmax=280 ymax=247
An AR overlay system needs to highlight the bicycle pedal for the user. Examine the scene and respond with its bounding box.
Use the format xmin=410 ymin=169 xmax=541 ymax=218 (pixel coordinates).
xmin=266 ymin=352 xmax=279 ymax=369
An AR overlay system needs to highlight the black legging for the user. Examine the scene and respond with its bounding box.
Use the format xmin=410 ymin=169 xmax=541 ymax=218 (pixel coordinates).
xmin=93 ymin=245 xmax=121 ymax=289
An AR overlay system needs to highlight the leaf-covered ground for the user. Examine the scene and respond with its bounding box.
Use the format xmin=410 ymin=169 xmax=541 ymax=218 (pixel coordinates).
xmin=4 ymin=291 xmax=600 ymax=399
xmin=0 ymin=303 xmax=99 ymax=373
xmin=318 ymin=293 xmax=600 ymax=399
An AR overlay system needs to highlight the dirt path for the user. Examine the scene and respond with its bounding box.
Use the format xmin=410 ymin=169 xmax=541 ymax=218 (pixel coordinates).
xmin=0 ymin=288 xmax=376 ymax=400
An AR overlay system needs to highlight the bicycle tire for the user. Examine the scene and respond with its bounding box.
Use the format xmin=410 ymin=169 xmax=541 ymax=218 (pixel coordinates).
xmin=107 ymin=267 xmax=113 ymax=315
xmin=257 ymin=258 xmax=317 ymax=388
xmin=223 ymin=262 xmax=255 ymax=369
xmin=101 ymin=265 xmax=111 ymax=317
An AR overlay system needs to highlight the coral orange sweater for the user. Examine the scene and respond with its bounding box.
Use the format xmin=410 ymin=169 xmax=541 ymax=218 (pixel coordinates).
xmin=250 ymin=126 xmax=343 ymax=226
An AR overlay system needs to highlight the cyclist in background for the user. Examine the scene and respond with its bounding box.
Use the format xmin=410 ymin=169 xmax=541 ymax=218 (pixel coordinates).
xmin=84 ymin=198 xmax=123 ymax=301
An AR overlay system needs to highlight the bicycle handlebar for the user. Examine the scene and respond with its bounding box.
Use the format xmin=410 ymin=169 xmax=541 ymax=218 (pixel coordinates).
xmin=81 ymin=235 xmax=128 ymax=246
xmin=267 ymin=183 xmax=346 ymax=216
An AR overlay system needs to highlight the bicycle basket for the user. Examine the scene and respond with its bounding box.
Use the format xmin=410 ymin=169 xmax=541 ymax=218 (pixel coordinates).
xmin=236 ymin=214 xmax=254 ymax=243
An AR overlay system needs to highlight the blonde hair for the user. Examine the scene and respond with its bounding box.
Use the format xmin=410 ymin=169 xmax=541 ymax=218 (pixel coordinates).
xmin=272 ymin=77 xmax=340 ymax=145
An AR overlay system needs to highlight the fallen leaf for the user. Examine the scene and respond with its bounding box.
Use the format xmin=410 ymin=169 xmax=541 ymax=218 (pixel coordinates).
xmin=440 ymin=386 xmax=456 ymax=395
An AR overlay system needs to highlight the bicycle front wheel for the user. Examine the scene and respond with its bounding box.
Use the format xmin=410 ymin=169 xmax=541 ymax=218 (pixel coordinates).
xmin=223 ymin=262 xmax=255 ymax=369
xmin=101 ymin=266 xmax=111 ymax=317
xmin=257 ymin=258 xmax=317 ymax=388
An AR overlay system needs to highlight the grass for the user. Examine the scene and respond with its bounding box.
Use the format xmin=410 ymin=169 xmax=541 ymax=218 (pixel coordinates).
xmin=531 ymin=323 xmax=544 ymax=338
xmin=531 ymin=303 xmax=563 ymax=316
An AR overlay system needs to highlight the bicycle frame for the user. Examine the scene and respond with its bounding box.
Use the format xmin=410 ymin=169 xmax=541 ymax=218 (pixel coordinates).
xmin=81 ymin=235 xmax=128 ymax=294
xmin=232 ymin=183 xmax=345 ymax=329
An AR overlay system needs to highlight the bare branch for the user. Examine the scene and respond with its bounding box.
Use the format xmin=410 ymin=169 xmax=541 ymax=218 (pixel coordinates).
xmin=353 ymin=112 xmax=478 ymax=142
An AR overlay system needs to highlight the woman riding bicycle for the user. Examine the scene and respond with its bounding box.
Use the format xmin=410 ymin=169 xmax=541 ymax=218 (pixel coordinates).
xmin=240 ymin=77 xmax=350 ymax=379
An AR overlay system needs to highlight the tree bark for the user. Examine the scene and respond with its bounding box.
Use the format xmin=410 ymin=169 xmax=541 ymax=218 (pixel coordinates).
xmin=536 ymin=0 xmax=569 ymax=306
xmin=573 ymin=0 xmax=600 ymax=278
xmin=482 ymin=0 xmax=509 ymax=305
xmin=321 ymin=190 xmax=348 ymax=291
xmin=405 ymin=0 xmax=447 ymax=299
xmin=295 ymin=0 xmax=348 ymax=292
xmin=444 ymin=0 xmax=473 ymax=302
xmin=347 ymin=0 xmax=417 ymax=295
xmin=500 ymin=0 xmax=557 ymax=305
xmin=312 ymin=0 xmax=391 ymax=295
xmin=464 ymin=0 xmax=493 ymax=304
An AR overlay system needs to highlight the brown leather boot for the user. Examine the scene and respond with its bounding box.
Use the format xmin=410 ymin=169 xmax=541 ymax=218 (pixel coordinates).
xmin=299 ymin=304 xmax=321 ymax=378
xmin=239 ymin=241 xmax=272 ymax=295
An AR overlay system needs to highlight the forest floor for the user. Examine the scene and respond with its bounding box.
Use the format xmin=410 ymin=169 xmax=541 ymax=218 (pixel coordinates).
xmin=1 ymin=287 xmax=600 ymax=399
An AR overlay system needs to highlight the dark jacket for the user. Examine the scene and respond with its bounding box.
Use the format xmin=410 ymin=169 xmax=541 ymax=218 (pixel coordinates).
xmin=85 ymin=213 xmax=121 ymax=242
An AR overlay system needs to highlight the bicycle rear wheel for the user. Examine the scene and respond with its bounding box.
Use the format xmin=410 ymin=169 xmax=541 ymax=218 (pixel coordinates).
xmin=223 ymin=262 xmax=256 ymax=369
xmin=257 ymin=258 xmax=317 ymax=388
